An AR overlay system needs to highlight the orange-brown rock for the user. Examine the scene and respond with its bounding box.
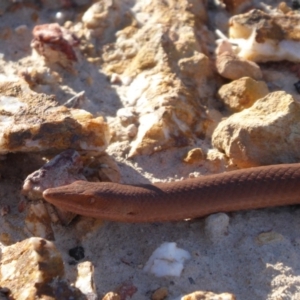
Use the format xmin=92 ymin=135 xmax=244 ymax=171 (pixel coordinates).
xmin=216 ymin=51 xmax=262 ymax=80
xmin=218 ymin=77 xmax=269 ymax=111
xmin=151 ymin=287 xmax=168 ymax=300
xmin=183 ymin=148 xmax=205 ymax=164
xmin=212 ymin=91 xmax=300 ymax=167
xmin=101 ymin=0 xmax=214 ymax=156
xmin=0 ymin=237 xmax=84 ymax=299
xmin=181 ymin=290 xmax=236 ymax=300
xmin=0 ymin=81 xmax=110 ymax=154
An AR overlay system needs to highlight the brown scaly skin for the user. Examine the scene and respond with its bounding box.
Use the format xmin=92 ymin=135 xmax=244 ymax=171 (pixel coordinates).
xmin=43 ymin=163 xmax=300 ymax=223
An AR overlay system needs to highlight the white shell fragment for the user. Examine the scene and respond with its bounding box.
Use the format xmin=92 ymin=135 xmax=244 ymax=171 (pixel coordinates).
xmin=143 ymin=242 xmax=191 ymax=277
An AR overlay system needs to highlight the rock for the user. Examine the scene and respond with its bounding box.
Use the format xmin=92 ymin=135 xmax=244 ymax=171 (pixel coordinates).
xmin=75 ymin=261 xmax=97 ymax=299
xmin=82 ymin=0 xmax=120 ymax=38
xmin=74 ymin=217 xmax=104 ymax=241
xmin=256 ymin=231 xmax=284 ymax=246
xmin=183 ymin=148 xmax=205 ymax=164
xmin=128 ymin=94 xmax=207 ymax=157
xmin=0 ymin=233 xmax=14 ymax=246
xmin=205 ymin=213 xmax=230 ymax=242
xmin=19 ymin=66 xmax=62 ymax=88
xmin=0 ymin=205 xmax=10 ymax=216
xmin=82 ymin=1 xmax=118 ymax=29
xmin=228 ymin=9 xmax=300 ymax=62
xmin=151 ymin=287 xmax=168 ymax=300
xmin=102 ymin=292 xmax=120 ymax=300
xmin=116 ymin=281 xmax=137 ymax=300
xmin=178 ymin=52 xmax=212 ymax=81
xmin=143 ymin=242 xmax=191 ymax=277
xmin=24 ymin=202 xmax=55 ymax=240
xmin=15 ymin=24 xmax=28 ymax=35
xmin=22 ymin=150 xmax=120 ymax=228
xmin=69 ymin=246 xmax=85 ymax=261
xmin=205 ymin=149 xmax=229 ymax=173
xmin=101 ymin=0 xmax=215 ymax=156
xmin=205 ymin=108 xmax=223 ymax=138
xmin=110 ymin=73 xmax=122 ymax=84
xmin=216 ymin=50 xmax=262 ymax=80
xmin=0 ymin=81 xmax=110 ymax=155
xmin=278 ymin=2 xmax=292 ymax=14
xmin=0 ymin=237 xmax=82 ymax=299
xmin=218 ymin=77 xmax=269 ymax=112
xmin=22 ymin=149 xmax=86 ymax=228
xmin=31 ymin=23 xmax=80 ymax=69
xmin=212 ymin=91 xmax=300 ymax=167
xmin=181 ymin=290 xmax=236 ymax=300
xmin=82 ymin=153 xmax=121 ymax=183
xmin=22 ymin=149 xmax=85 ymax=201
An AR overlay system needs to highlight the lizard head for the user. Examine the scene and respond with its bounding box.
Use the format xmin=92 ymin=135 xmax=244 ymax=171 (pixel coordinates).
xmin=43 ymin=180 xmax=118 ymax=219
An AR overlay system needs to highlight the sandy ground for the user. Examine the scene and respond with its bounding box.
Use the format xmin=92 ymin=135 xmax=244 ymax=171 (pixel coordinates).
xmin=1 ymin=1 xmax=300 ymax=299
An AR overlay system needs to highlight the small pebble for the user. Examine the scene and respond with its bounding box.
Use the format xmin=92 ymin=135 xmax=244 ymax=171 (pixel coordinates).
xmin=256 ymin=231 xmax=284 ymax=246
xmin=0 ymin=233 xmax=13 ymax=246
xmin=152 ymin=287 xmax=168 ymax=300
xmin=0 ymin=205 xmax=10 ymax=216
xmin=183 ymin=148 xmax=204 ymax=164
xmin=116 ymin=281 xmax=137 ymax=299
xmin=205 ymin=213 xmax=229 ymax=242
xmin=188 ymin=172 xmax=201 ymax=179
xmin=181 ymin=291 xmax=236 ymax=300
xmin=110 ymin=73 xmax=122 ymax=84
xmin=102 ymin=292 xmax=120 ymax=300
xmin=69 ymin=246 xmax=85 ymax=261
xmin=55 ymin=12 xmax=65 ymax=23
xmin=15 ymin=25 xmax=28 ymax=34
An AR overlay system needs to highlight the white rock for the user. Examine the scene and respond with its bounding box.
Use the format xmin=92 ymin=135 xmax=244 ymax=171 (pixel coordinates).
xmin=75 ymin=261 xmax=97 ymax=297
xmin=54 ymin=12 xmax=66 ymax=23
xmin=143 ymin=242 xmax=191 ymax=277
xmin=110 ymin=73 xmax=122 ymax=84
xmin=205 ymin=213 xmax=230 ymax=241
xmin=15 ymin=25 xmax=28 ymax=34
